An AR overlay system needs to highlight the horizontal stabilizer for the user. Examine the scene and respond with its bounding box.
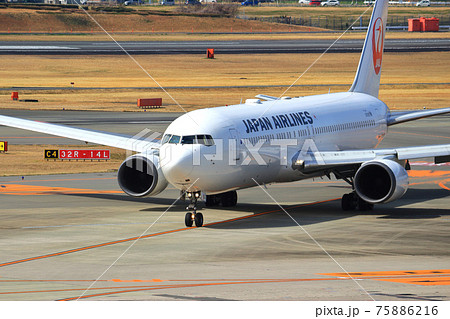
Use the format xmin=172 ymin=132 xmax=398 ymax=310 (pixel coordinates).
xmin=255 ymin=94 xmax=277 ymax=101
xmin=387 ymin=108 xmax=450 ymax=126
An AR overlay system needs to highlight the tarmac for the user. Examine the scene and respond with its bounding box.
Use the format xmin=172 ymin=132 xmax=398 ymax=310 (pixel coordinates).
xmin=0 ymin=38 xmax=449 ymax=55
xmin=0 ymin=111 xmax=449 ymax=301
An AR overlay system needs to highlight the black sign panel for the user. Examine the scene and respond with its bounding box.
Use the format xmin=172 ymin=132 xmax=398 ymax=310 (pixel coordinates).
xmin=44 ymin=150 xmax=59 ymax=159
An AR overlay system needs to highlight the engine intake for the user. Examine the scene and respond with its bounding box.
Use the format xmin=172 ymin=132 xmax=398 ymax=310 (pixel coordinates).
xmin=118 ymin=152 xmax=168 ymax=197
xmin=354 ymin=159 xmax=409 ymax=204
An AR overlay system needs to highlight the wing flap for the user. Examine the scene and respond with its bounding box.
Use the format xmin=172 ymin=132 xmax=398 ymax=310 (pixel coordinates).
xmin=396 ymin=144 xmax=450 ymax=160
xmin=0 ymin=115 xmax=159 ymax=153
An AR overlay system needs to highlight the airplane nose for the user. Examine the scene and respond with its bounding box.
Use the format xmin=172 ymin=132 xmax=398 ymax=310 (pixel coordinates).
xmin=160 ymin=145 xmax=194 ymax=185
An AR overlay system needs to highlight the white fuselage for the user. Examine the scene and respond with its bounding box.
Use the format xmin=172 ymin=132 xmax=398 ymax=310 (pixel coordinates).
xmin=160 ymin=92 xmax=389 ymax=194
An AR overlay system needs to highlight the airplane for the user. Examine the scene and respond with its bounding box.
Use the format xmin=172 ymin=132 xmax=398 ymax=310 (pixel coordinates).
xmin=1 ymin=0 xmax=449 ymax=228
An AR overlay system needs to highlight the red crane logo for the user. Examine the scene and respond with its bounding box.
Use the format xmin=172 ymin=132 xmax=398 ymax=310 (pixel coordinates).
xmin=372 ymin=17 xmax=384 ymax=75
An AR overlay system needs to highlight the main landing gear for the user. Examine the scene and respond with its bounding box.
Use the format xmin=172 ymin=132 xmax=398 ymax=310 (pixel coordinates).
xmin=205 ymin=191 xmax=238 ymax=208
xmin=341 ymin=192 xmax=374 ymax=211
xmin=333 ymin=172 xmax=373 ymax=211
xmin=184 ymin=191 xmax=203 ymax=227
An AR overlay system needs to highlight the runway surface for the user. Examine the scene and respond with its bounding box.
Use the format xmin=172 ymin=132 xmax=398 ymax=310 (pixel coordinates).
xmin=0 ymin=38 xmax=449 ymax=55
xmin=0 ymin=110 xmax=449 ymax=301
xmin=2 ymin=82 xmax=449 ymax=92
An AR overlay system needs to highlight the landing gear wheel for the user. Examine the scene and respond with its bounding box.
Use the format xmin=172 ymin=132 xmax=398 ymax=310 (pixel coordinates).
xmin=341 ymin=193 xmax=357 ymax=211
xmin=184 ymin=191 xmax=206 ymax=227
xmin=221 ymin=191 xmax=238 ymax=207
xmin=357 ymin=197 xmax=374 ymax=211
xmin=194 ymin=212 xmax=204 ymax=227
xmin=185 ymin=212 xmax=194 ymax=227
xmin=205 ymin=195 xmax=214 ymax=207
xmin=205 ymin=195 xmax=220 ymax=207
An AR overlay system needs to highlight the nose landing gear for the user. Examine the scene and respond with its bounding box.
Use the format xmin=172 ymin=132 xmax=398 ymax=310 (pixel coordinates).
xmin=184 ymin=191 xmax=204 ymax=227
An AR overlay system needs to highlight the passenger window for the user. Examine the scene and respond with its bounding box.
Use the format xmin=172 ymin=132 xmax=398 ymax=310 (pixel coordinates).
xmin=169 ymin=135 xmax=181 ymax=144
xmin=161 ymin=134 xmax=172 ymax=145
xmin=181 ymin=135 xmax=196 ymax=144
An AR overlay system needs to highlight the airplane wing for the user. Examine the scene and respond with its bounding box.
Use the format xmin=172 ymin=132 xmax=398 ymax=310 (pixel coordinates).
xmin=0 ymin=115 xmax=160 ymax=153
xmin=387 ymin=108 xmax=450 ymax=126
xmin=295 ymin=144 xmax=450 ymax=170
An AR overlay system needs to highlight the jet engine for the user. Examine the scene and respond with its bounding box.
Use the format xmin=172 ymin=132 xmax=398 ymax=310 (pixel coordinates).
xmin=354 ymin=159 xmax=409 ymax=204
xmin=117 ymin=152 xmax=168 ymax=197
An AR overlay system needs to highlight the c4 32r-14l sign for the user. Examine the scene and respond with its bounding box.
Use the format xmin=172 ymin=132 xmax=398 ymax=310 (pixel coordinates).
xmin=44 ymin=149 xmax=110 ymax=161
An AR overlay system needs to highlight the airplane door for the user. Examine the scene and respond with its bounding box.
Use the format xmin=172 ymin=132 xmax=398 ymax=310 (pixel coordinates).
xmin=307 ymin=125 xmax=315 ymax=140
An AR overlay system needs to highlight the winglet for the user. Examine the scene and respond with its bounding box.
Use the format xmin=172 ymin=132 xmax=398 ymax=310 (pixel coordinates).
xmin=349 ymin=0 xmax=389 ymax=98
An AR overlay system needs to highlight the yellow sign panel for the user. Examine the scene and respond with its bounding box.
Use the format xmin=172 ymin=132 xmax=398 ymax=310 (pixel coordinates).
xmin=0 ymin=141 xmax=7 ymax=152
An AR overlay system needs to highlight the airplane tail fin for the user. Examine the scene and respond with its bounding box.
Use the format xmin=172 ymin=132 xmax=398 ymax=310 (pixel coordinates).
xmin=349 ymin=0 xmax=389 ymax=98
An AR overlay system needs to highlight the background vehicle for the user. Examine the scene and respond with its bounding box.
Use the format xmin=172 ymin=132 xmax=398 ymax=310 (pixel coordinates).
xmin=241 ymin=0 xmax=259 ymax=5
xmin=185 ymin=0 xmax=201 ymax=4
xmin=124 ymin=0 xmax=141 ymax=5
xmin=416 ymin=0 xmax=430 ymax=6
xmin=161 ymin=0 xmax=175 ymax=5
xmin=299 ymin=0 xmax=309 ymax=4
xmin=310 ymin=0 xmax=321 ymax=5
xmin=321 ymin=0 xmax=339 ymax=6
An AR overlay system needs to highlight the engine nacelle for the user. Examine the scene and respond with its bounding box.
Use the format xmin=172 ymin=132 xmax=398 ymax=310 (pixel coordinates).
xmin=354 ymin=159 xmax=409 ymax=204
xmin=117 ymin=151 xmax=168 ymax=197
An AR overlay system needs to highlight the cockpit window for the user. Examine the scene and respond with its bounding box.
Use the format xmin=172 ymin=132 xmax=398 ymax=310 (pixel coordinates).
xmin=161 ymin=134 xmax=172 ymax=145
xmin=179 ymin=135 xmax=215 ymax=146
xmin=181 ymin=135 xmax=196 ymax=144
xmin=197 ymin=135 xmax=214 ymax=146
xmin=167 ymin=134 xmax=214 ymax=146
xmin=168 ymin=135 xmax=181 ymax=144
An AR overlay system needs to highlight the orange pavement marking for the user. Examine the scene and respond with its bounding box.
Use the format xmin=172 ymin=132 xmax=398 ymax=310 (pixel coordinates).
xmin=205 ymin=198 xmax=338 ymax=227
xmin=0 ymin=177 xmax=116 ymax=184
xmin=320 ymin=269 xmax=450 ymax=277
xmin=7 ymin=272 xmax=450 ymax=299
xmin=373 ymin=277 xmax=450 ymax=286
xmin=0 ymin=136 xmax=61 ymax=139
xmin=439 ymin=181 xmax=450 ymax=191
xmin=408 ymin=170 xmax=450 ymax=178
xmin=0 ymin=284 xmax=176 ymax=296
xmin=0 ymin=278 xmax=344 ymax=298
xmin=0 ymin=227 xmax=194 ymax=268
xmin=110 ymin=279 xmax=165 ymax=283
xmin=0 ymin=184 xmax=121 ymax=195
xmin=319 ymin=270 xmax=450 ymax=286
xmin=410 ymin=177 xmax=450 ymax=187
xmin=57 ymin=278 xmax=342 ymax=301
xmin=269 ymin=181 xmax=341 ymax=187
xmin=0 ymin=198 xmax=337 ymax=268
xmin=0 ymin=279 xmax=107 ymax=282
